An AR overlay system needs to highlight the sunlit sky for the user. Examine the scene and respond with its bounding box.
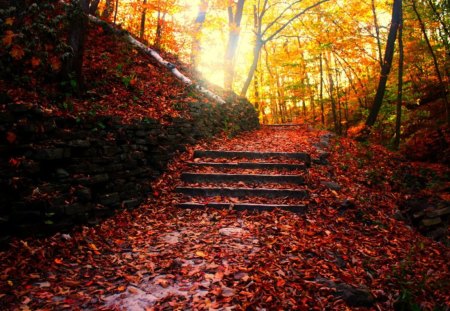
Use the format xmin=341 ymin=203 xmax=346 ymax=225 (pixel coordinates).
xmin=116 ymin=0 xmax=391 ymax=91
xmin=177 ymin=1 xmax=255 ymax=88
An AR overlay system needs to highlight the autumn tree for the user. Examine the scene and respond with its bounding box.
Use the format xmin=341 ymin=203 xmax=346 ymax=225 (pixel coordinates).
xmin=240 ymin=0 xmax=330 ymax=97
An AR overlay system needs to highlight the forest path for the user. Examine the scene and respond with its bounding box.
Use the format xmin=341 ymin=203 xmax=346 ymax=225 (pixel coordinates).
xmin=1 ymin=125 xmax=449 ymax=310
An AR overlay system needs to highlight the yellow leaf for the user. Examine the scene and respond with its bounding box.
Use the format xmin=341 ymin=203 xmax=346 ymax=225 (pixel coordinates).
xmin=88 ymin=243 xmax=98 ymax=251
xmin=5 ymin=17 xmax=14 ymax=26
xmin=10 ymin=45 xmax=25 ymax=60
xmin=195 ymin=250 xmax=207 ymax=258
xmin=2 ymin=30 xmax=15 ymax=46
xmin=7 ymin=280 xmax=13 ymax=286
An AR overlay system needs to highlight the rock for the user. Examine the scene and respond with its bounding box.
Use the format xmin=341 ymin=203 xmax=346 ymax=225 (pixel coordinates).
xmin=56 ymin=168 xmax=70 ymax=179
xmin=421 ymin=217 xmax=442 ymax=227
xmin=68 ymin=140 xmax=91 ymax=148
xmin=99 ymin=193 xmax=120 ymax=207
xmin=221 ymin=287 xmax=235 ymax=297
xmin=340 ymin=199 xmax=356 ymax=210
xmin=426 ymin=206 xmax=450 ymax=218
xmin=427 ymin=227 xmax=447 ymax=240
xmin=336 ymin=283 xmax=375 ymax=308
xmin=219 ymin=227 xmax=249 ymax=237
xmin=35 ymin=148 xmax=70 ymax=160
xmin=75 ymin=187 xmax=92 ymax=203
xmin=161 ymin=232 xmax=181 ymax=244
xmin=322 ymin=181 xmax=342 ymax=191
xmin=122 ymin=199 xmax=141 ymax=209
xmin=314 ymin=278 xmax=374 ymax=308
xmin=393 ymin=210 xmax=405 ymax=221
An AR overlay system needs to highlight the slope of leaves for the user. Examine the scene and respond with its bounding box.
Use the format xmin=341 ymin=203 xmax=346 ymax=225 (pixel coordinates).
xmin=1 ymin=22 xmax=216 ymax=124
xmin=0 ymin=126 xmax=448 ymax=310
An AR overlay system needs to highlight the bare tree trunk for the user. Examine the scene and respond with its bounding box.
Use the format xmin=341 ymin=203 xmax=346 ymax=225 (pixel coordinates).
xmin=102 ymin=0 xmax=114 ymax=20
xmin=113 ymin=0 xmax=119 ymax=24
xmin=64 ymin=0 xmax=89 ymax=94
xmin=191 ymin=0 xmax=209 ymax=68
xmin=412 ymin=0 xmax=449 ymax=125
xmin=371 ymin=0 xmax=383 ymax=67
xmin=241 ymin=38 xmax=263 ymax=97
xmin=224 ymin=0 xmax=245 ymax=90
xmin=139 ymin=0 xmax=147 ymax=39
xmin=325 ymin=53 xmax=339 ymax=133
xmin=319 ymin=53 xmax=325 ymax=125
xmin=365 ymin=0 xmax=402 ymax=127
xmin=394 ymin=7 xmax=403 ymax=149
xmin=89 ymin=0 xmax=100 ymax=15
xmin=154 ymin=9 xmax=165 ymax=49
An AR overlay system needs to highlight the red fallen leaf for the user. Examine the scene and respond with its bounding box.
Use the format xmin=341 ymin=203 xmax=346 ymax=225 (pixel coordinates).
xmin=153 ymin=191 xmax=160 ymax=197
xmin=6 ymin=131 xmax=16 ymax=144
xmin=9 ymin=158 xmax=20 ymax=167
xmin=276 ymin=279 xmax=286 ymax=287
xmin=54 ymin=258 xmax=63 ymax=265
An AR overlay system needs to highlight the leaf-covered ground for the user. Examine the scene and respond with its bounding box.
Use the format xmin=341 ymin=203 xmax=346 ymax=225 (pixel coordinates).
xmin=1 ymin=125 xmax=449 ymax=310
xmin=1 ymin=24 xmax=217 ymax=124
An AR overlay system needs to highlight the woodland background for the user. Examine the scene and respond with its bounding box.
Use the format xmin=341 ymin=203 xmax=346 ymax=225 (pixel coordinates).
xmin=0 ymin=0 xmax=449 ymax=161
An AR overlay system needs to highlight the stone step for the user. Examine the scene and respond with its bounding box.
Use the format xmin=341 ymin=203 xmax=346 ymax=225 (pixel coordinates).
xmin=187 ymin=162 xmax=307 ymax=171
xmin=263 ymin=124 xmax=303 ymax=127
xmin=193 ymin=150 xmax=311 ymax=165
xmin=177 ymin=202 xmax=308 ymax=213
xmin=175 ymin=187 xmax=309 ymax=198
xmin=181 ymin=172 xmax=305 ymax=184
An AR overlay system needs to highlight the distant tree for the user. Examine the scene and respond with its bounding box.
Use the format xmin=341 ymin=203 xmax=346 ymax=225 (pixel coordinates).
xmin=240 ymin=0 xmax=329 ymax=97
xmin=191 ymin=0 xmax=209 ymax=68
xmin=224 ymin=0 xmax=245 ymax=90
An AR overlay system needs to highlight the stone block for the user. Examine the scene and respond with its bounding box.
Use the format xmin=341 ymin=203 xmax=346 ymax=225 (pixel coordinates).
xmin=122 ymin=198 xmax=141 ymax=209
xmin=426 ymin=206 xmax=450 ymax=218
xmin=421 ymin=217 xmax=442 ymax=227
xmin=68 ymin=140 xmax=91 ymax=148
xmin=35 ymin=148 xmax=70 ymax=160
xmin=99 ymin=192 xmax=120 ymax=206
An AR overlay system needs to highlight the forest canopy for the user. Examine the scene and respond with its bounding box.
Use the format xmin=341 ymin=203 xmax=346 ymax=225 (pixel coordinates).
xmin=1 ymin=0 xmax=449 ymax=153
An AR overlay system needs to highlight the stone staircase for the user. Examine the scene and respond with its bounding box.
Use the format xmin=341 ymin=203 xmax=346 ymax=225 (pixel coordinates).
xmin=175 ymin=149 xmax=311 ymax=213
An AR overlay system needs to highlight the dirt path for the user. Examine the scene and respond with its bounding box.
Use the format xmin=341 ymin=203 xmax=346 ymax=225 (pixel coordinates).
xmin=1 ymin=125 xmax=448 ymax=310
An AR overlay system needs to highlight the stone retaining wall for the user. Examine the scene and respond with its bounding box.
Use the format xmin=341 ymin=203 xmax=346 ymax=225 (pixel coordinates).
xmin=0 ymin=98 xmax=259 ymax=240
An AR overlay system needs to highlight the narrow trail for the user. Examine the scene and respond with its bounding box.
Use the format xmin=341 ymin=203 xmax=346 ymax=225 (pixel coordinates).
xmin=0 ymin=125 xmax=448 ymax=310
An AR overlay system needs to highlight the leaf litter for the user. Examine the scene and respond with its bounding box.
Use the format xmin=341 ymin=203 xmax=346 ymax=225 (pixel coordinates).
xmin=0 ymin=126 xmax=449 ymax=310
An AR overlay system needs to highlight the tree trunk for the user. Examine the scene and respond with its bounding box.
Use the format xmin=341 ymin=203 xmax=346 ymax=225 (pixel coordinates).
xmin=241 ymin=38 xmax=263 ymax=97
xmin=371 ymin=0 xmax=383 ymax=68
xmin=89 ymin=0 xmax=100 ymax=15
xmin=365 ymin=0 xmax=402 ymax=127
xmin=191 ymin=0 xmax=209 ymax=68
xmin=412 ymin=0 xmax=449 ymax=125
xmin=139 ymin=0 xmax=147 ymax=39
xmin=319 ymin=53 xmax=325 ymax=125
xmin=394 ymin=7 xmax=403 ymax=149
xmin=155 ymin=10 xmax=166 ymax=49
xmin=224 ymin=0 xmax=245 ymax=90
xmin=102 ymin=0 xmax=114 ymax=20
xmin=325 ymin=54 xmax=339 ymax=133
xmin=64 ymin=0 xmax=89 ymax=94
xmin=113 ymin=0 xmax=119 ymax=24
